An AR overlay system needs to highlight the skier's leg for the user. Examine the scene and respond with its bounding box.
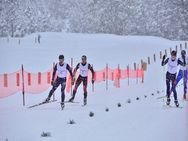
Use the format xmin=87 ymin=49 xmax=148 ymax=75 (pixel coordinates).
xmin=176 ymin=70 xmax=183 ymax=86
xmin=61 ymin=78 xmax=66 ymax=103
xmin=83 ymin=77 xmax=88 ymax=105
xmin=166 ymin=78 xmax=171 ymax=105
xmin=166 ymin=72 xmax=171 ymax=105
xmin=183 ymin=70 xmax=187 ymax=99
xmin=171 ymin=70 xmax=183 ymax=93
xmin=172 ymin=80 xmax=178 ymax=100
xmin=69 ymin=76 xmax=82 ymax=101
xmin=60 ymin=78 xmax=66 ymax=109
xmin=46 ymin=78 xmax=61 ymax=102
xmin=171 ymin=78 xmax=179 ymax=107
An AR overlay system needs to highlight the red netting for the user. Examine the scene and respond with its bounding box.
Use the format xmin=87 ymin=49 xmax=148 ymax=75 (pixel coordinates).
xmin=24 ymin=69 xmax=52 ymax=94
xmin=0 ymin=67 xmax=144 ymax=98
xmin=0 ymin=70 xmax=22 ymax=98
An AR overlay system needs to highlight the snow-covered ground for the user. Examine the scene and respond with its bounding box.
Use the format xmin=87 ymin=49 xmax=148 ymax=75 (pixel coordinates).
xmin=0 ymin=33 xmax=187 ymax=141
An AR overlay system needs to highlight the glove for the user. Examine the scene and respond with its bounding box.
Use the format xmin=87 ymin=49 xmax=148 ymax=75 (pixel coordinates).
xmin=51 ymin=80 xmax=54 ymax=86
xmin=92 ymin=78 xmax=95 ymax=84
xmin=162 ymin=55 xmax=166 ymax=61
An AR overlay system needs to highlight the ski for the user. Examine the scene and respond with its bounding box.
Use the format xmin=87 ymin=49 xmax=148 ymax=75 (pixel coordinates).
xmin=157 ymin=95 xmax=173 ymax=99
xmin=60 ymin=103 xmax=65 ymax=110
xmin=157 ymin=96 xmax=166 ymax=99
xmin=64 ymin=101 xmax=79 ymax=103
xmin=28 ymin=100 xmax=57 ymax=109
xmin=58 ymin=101 xmax=86 ymax=107
xmin=57 ymin=101 xmax=79 ymax=104
xmin=162 ymin=105 xmax=183 ymax=109
xmin=81 ymin=105 xmax=87 ymax=107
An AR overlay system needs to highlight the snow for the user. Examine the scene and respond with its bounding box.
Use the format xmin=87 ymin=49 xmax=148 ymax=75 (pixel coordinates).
xmin=0 ymin=33 xmax=188 ymax=141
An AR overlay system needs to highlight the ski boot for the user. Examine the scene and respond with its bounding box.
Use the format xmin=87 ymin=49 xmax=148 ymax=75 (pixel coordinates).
xmin=60 ymin=102 xmax=65 ymax=110
xmin=183 ymin=94 xmax=186 ymax=100
xmin=83 ymin=98 xmax=87 ymax=106
xmin=68 ymin=96 xmax=74 ymax=102
xmin=174 ymin=100 xmax=179 ymax=107
xmin=166 ymin=98 xmax=170 ymax=106
xmin=44 ymin=97 xmax=50 ymax=103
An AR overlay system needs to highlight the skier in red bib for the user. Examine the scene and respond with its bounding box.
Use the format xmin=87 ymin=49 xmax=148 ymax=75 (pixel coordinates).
xmin=69 ymin=55 xmax=95 ymax=105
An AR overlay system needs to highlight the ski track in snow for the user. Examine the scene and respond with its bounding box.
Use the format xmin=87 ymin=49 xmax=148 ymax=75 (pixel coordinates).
xmin=0 ymin=33 xmax=188 ymax=141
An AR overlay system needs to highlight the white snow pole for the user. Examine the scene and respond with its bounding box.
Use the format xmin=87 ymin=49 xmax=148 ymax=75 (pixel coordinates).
xmin=185 ymin=42 xmax=187 ymax=49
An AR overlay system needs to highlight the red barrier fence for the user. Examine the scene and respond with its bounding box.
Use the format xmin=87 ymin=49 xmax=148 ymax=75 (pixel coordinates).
xmin=1 ymin=42 xmax=187 ymax=106
xmin=0 ymin=65 xmax=144 ymax=100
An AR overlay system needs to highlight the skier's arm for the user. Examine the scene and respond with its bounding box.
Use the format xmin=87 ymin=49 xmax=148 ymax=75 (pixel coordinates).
xmin=73 ymin=63 xmax=80 ymax=76
xmin=88 ymin=64 xmax=95 ymax=79
xmin=178 ymin=58 xmax=186 ymax=66
xmin=161 ymin=55 xmax=169 ymax=66
xmin=66 ymin=64 xmax=73 ymax=77
xmin=52 ymin=64 xmax=57 ymax=81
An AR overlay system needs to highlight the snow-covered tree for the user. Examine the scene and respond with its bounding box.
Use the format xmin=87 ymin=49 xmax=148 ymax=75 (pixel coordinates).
xmin=0 ymin=0 xmax=188 ymax=40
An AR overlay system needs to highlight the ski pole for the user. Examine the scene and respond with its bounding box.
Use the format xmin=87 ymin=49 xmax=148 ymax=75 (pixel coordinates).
xmin=92 ymin=82 xmax=94 ymax=92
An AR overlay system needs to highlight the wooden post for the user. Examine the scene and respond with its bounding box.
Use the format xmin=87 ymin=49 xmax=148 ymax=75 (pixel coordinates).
xmin=134 ymin=62 xmax=137 ymax=84
xmin=16 ymin=73 xmax=20 ymax=87
xmin=185 ymin=42 xmax=187 ymax=49
xmin=160 ymin=51 xmax=162 ymax=59
xmin=136 ymin=64 xmax=139 ymax=84
xmin=176 ymin=45 xmax=178 ymax=52
xmin=165 ymin=49 xmax=167 ymax=56
xmin=153 ymin=54 xmax=156 ymax=62
xmin=170 ymin=48 xmax=172 ymax=54
xmin=106 ymin=63 xmax=108 ymax=91
xmin=141 ymin=68 xmax=144 ymax=83
xmin=21 ymin=64 xmax=25 ymax=106
xmin=38 ymin=72 xmax=41 ymax=85
xmin=134 ymin=62 xmax=136 ymax=70
xmin=180 ymin=43 xmax=182 ymax=51
xmin=147 ymin=57 xmax=150 ymax=65
xmin=117 ymin=64 xmax=121 ymax=88
xmin=141 ymin=59 xmax=143 ymax=70
xmin=127 ymin=65 xmax=129 ymax=86
xmin=3 ymin=74 xmax=8 ymax=87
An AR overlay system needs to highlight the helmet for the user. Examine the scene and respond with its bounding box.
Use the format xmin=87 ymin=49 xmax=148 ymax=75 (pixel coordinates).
xmin=171 ymin=50 xmax=177 ymax=56
xmin=59 ymin=55 xmax=64 ymax=59
xmin=181 ymin=50 xmax=186 ymax=56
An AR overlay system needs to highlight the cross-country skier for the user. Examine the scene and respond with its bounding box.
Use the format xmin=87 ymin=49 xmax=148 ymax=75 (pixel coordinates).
xmin=161 ymin=50 xmax=185 ymax=107
xmin=175 ymin=50 xmax=188 ymax=100
xmin=69 ymin=55 xmax=95 ymax=105
xmin=45 ymin=55 xmax=73 ymax=109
